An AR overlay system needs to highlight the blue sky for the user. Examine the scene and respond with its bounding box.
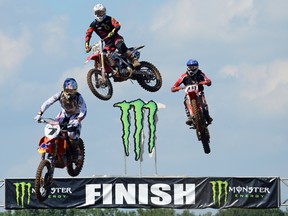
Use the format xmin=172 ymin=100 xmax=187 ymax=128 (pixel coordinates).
xmin=1 ymin=0 xmax=288 ymax=211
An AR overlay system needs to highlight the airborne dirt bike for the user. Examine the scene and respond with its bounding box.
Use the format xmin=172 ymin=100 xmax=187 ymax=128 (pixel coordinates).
xmin=84 ymin=39 xmax=162 ymax=100
xmin=182 ymin=83 xmax=211 ymax=154
xmin=34 ymin=118 xmax=85 ymax=201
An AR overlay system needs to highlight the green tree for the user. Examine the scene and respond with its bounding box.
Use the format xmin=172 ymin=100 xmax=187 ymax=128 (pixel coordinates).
xmin=215 ymin=208 xmax=285 ymax=216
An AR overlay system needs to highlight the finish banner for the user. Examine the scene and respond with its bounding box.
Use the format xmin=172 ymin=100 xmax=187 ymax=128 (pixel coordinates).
xmin=5 ymin=177 xmax=279 ymax=209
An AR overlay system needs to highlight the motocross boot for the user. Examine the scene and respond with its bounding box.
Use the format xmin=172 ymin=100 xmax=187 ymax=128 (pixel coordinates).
xmin=185 ymin=107 xmax=195 ymax=128
xmin=204 ymin=105 xmax=213 ymax=126
xmin=124 ymin=50 xmax=141 ymax=68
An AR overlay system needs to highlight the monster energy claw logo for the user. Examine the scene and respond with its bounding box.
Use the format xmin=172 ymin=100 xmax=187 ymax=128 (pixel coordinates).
xmin=210 ymin=180 xmax=228 ymax=207
xmin=14 ymin=182 xmax=31 ymax=208
xmin=114 ymin=99 xmax=158 ymax=161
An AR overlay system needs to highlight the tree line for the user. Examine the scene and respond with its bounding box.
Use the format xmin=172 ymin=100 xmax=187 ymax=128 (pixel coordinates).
xmin=1 ymin=208 xmax=288 ymax=216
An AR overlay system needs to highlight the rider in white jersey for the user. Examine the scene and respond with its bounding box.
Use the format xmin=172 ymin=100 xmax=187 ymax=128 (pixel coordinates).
xmin=34 ymin=78 xmax=87 ymax=155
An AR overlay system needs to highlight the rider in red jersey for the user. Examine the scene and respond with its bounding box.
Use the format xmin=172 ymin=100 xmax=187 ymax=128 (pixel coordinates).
xmin=171 ymin=59 xmax=213 ymax=126
xmin=85 ymin=3 xmax=140 ymax=68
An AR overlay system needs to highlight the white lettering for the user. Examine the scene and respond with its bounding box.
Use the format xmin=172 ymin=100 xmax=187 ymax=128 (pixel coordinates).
xmin=80 ymin=183 xmax=196 ymax=207
xmin=174 ymin=184 xmax=195 ymax=204
xmin=115 ymin=184 xmax=136 ymax=204
xmin=103 ymin=184 xmax=113 ymax=204
xmin=50 ymin=187 xmax=72 ymax=194
xmin=138 ymin=184 xmax=148 ymax=204
xmin=84 ymin=184 xmax=101 ymax=205
xmin=151 ymin=184 xmax=171 ymax=205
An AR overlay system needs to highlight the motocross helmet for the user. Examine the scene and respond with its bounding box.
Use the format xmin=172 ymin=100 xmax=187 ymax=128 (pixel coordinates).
xmin=63 ymin=78 xmax=78 ymax=100
xmin=186 ymin=59 xmax=199 ymax=76
xmin=93 ymin=4 xmax=106 ymax=22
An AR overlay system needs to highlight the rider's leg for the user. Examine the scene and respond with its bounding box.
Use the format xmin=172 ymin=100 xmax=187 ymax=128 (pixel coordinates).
xmin=201 ymin=95 xmax=213 ymax=125
xmin=184 ymin=97 xmax=194 ymax=126
xmin=115 ymin=39 xmax=141 ymax=68
xmin=68 ymin=124 xmax=81 ymax=161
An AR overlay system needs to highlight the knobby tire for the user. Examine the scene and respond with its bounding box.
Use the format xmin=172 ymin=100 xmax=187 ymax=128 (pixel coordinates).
xmin=35 ymin=160 xmax=51 ymax=202
xmin=137 ymin=61 xmax=162 ymax=92
xmin=87 ymin=69 xmax=113 ymax=100
xmin=67 ymin=138 xmax=85 ymax=176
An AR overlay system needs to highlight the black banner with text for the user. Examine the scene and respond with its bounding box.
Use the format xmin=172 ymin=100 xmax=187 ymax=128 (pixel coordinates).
xmin=5 ymin=177 xmax=279 ymax=209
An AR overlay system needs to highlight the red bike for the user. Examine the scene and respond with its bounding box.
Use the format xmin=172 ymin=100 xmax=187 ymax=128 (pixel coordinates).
xmin=182 ymin=84 xmax=211 ymax=154
xmin=85 ymin=39 xmax=162 ymax=100
xmin=34 ymin=118 xmax=85 ymax=201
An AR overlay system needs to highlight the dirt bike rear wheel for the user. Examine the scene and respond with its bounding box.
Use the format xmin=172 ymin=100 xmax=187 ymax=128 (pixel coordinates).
xmin=35 ymin=160 xmax=52 ymax=202
xmin=67 ymin=138 xmax=85 ymax=177
xmin=136 ymin=61 xmax=162 ymax=92
xmin=87 ymin=69 xmax=113 ymax=100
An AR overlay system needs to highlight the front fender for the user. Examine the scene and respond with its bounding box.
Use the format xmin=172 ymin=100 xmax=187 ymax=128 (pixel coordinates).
xmin=187 ymin=90 xmax=198 ymax=100
xmin=84 ymin=53 xmax=100 ymax=64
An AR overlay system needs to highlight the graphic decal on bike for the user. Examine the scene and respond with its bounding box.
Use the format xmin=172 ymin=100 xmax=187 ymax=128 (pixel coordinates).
xmin=114 ymin=99 xmax=158 ymax=161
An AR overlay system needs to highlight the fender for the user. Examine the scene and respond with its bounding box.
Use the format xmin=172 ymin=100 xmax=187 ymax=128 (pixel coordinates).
xmin=85 ymin=53 xmax=100 ymax=64
xmin=187 ymin=90 xmax=197 ymax=100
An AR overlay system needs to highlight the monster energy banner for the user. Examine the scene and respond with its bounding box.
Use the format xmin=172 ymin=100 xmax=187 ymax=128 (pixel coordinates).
xmin=5 ymin=177 xmax=279 ymax=209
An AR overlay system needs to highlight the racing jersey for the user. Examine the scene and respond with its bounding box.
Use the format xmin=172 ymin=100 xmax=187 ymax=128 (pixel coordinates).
xmin=172 ymin=70 xmax=211 ymax=91
xmin=85 ymin=15 xmax=121 ymax=45
xmin=39 ymin=91 xmax=87 ymax=120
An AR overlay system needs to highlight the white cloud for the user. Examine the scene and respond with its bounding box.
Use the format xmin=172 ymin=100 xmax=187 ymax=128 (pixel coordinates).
xmin=220 ymin=58 xmax=288 ymax=114
xmin=150 ymin=0 xmax=258 ymax=42
xmin=0 ymin=29 xmax=31 ymax=84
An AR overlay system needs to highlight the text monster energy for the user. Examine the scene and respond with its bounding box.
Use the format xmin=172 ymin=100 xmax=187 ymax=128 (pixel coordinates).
xmin=210 ymin=180 xmax=228 ymax=207
xmin=14 ymin=182 xmax=31 ymax=208
xmin=114 ymin=99 xmax=158 ymax=161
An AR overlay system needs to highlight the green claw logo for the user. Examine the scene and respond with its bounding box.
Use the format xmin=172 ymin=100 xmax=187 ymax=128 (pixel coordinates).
xmin=14 ymin=182 xmax=31 ymax=208
xmin=114 ymin=99 xmax=158 ymax=161
xmin=210 ymin=180 xmax=228 ymax=207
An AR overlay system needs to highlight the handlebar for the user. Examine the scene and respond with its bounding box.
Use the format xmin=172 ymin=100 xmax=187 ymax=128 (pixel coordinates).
xmin=172 ymin=81 xmax=208 ymax=92
xmin=38 ymin=117 xmax=77 ymax=132
xmin=38 ymin=117 xmax=59 ymax=125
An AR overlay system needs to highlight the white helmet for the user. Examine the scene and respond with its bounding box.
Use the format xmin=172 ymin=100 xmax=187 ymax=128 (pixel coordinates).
xmin=93 ymin=4 xmax=106 ymax=22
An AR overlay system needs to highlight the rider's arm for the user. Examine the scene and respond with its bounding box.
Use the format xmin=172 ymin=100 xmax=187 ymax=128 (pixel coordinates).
xmin=111 ymin=17 xmax=121 ymax=33
xmin=85 ymin=21 xmax=95 ymax=49
xmin=76 ymin=94 xmax=87 ymax=122
xmin=39 ymin=92 xmax=61 ymax=114
xmin=171 ymin=73 xmax=186 ymax=92
xmin=199 ymin=71 xmax=212 ymax=86
xmin=106 ymin=17 xmax=121 ymax=39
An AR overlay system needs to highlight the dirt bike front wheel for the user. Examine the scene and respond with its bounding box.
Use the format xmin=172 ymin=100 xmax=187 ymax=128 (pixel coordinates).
xmin=87 ymin=69 xmax=113 ymax=100
xmin=34 ymin=160 xmax=52 ymax=202
xmin=191 ymin=99 xmax=211 ymax=154
xmin=67 ymin=138 xmax=85 ymax=177
xmin=136 ymin=61 xmax=162 ymax=92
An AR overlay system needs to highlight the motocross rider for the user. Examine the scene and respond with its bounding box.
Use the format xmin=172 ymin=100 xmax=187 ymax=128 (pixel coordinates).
xmin=85 ymin=3 xmax=141 ymax=70
xmin=34 ymin=78 xmax=87 ymax=160
xmin=171 ymin=59 xmax=213 ymax=127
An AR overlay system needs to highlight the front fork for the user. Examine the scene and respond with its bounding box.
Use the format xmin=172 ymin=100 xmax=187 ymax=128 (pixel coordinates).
xmin=48 ymin=140 xmax=58 ymax=182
